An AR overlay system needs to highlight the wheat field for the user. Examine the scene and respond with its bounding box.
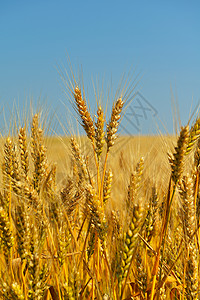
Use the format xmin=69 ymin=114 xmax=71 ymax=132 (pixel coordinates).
xmin=0 ymin=83 xmax=200 ymax=299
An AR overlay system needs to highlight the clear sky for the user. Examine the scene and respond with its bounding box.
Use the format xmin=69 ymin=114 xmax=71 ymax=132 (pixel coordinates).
xmin=0 ymin=1 xmax=200 ymax=135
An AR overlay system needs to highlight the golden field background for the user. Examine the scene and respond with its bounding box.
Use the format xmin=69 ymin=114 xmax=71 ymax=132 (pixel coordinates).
xmin=45 ymin=135 xmax=176 ymax=209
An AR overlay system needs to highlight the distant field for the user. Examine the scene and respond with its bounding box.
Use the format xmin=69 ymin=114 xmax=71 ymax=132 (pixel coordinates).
xmin=44 ymin=135 xmax=176 ymax=209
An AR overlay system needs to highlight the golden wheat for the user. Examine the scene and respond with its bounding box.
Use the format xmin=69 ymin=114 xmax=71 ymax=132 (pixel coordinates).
xmin=0 ymin=84 xmax=200 ymax=299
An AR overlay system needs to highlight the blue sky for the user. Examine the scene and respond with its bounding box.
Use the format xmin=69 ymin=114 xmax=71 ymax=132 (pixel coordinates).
xmin=0 ymin=1 xmax=200 ymax=135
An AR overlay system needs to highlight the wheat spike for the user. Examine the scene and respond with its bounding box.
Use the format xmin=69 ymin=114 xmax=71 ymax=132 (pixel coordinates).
xmin=106 ymin=97 xmax=124 ymax=151
xmin=169 ymin=126 xmax=189 ymax=183
xmin=4 ymin=137 xmax=13 ymax=178
xmin=31 ymin=114 xmax=48 ymax=193
xmin=60 ymin=178 xmax=83 ymax=218
xmin=110 ymin=210 xmax=122 ymax=242
xmin=15 ymin=202 xmax=32 ymax=263
xmin=27 ymin=224 xmax=48 ymax=300
xmin=3 ymin=138 xmax=22 ymax=194
xmin=0 ymin=182 xmax=9 ymax=213
xmin=119 ymin=204 xmax=144 ymax=284
xmin=55 ymin=206 xmax=71 ymax=267
xmin=186 ymin=118 xmax=200 ymax=155
xmin=0 ymin=206 xmax=14 ymax=262
xmin=95 ymin=106 xmax=105 ymax=159
xmin=87 ymin=227 xmax=96 ymax=261
xmin=11 ymin=144 xmax=22 ymax=193
xmin=185 ymin=242 xmax=198 ymax=299
xmin=179 ymin=175 xmax=196 ymax=241
xmin=0 ymin=281 xmax=25 ymax=300
xmin=103 ymin=169 xmax=113 ymax=204
xmin=126 ymin=157 xmax=144 ymax=212
xmin=145 ymin=186 xmax=158 ymax=243
xmin=194 ymin=137 xmax=200 ymax=169
xmin=74 ymin=86 xmax=95 ymax=141
xmin=23 ymin=181 xmax=40 ymax=209
xmin=179 ymin=174 xmax=198 ymax=299
xmin=70 ymin=137 xmax=89 ymax=182
xmin=18 ymin=127 xmax=29 ymax=178
xmin=135 ymin=251 xmax=147 ymax=297
xmin=43 ymin=164 xmax=57 ymax=201
xmin=86 ymin=184 xmax=106 ymax=242
xmin=10 ymin=282 xmax=25 ymax=300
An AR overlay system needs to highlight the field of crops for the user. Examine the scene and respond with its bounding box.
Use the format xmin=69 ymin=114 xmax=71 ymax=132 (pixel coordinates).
xmin=0 ymin=83 xmax=200 ymax=299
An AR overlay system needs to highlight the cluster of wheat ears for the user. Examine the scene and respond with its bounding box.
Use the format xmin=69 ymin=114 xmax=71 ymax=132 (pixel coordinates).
xmin=0 ymin=79 xmax=200 ymax=299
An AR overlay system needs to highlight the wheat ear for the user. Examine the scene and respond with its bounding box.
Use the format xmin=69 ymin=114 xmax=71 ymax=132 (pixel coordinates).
xmin=73 ymin=86 xmax=95 ymax=141
xmin=119 ymin=204 xmax=144 ymax=287
xmin=103 ymin=169 xmax=113 ymax=204
xmin=31 ymin=114 xmax=48 ymax=193
xmin=145 ymin=186 xmax=158 ymax=243
xmin=0 ymin=282 xmax=25 ymax=300
xmin=106 ymin=98 xmax=124 ymax=151
xmin=0 ymin=206 xmax=14 ymax=263
xmin=126 ymin=157 xmax=144 ymax=213
xmin=135 ymin=250 xmax=147 ymax=297
xmin=86 ymin=184 xmax=106 ymax=242
xmin=18 ymin=126 xmax=29 ymax=178
xmin=179 ymin=175 xmax=198 ymax=298
xmin=186 ymin=118 xmax=200 ymax=155
xmin=194 ymin=137 xmax=200 ymax=169
xmin=169 ymin=125 xmax=189 ymax=183
xmin=179 ymin=175 xmax=196 ymax=241
xmin=15 ymin=202 xmax=32 ymax=263
xmin=95 ymin=106 xmax=105 ymax=160
xmin=70 ymin=137 xmax=89 ymax=182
